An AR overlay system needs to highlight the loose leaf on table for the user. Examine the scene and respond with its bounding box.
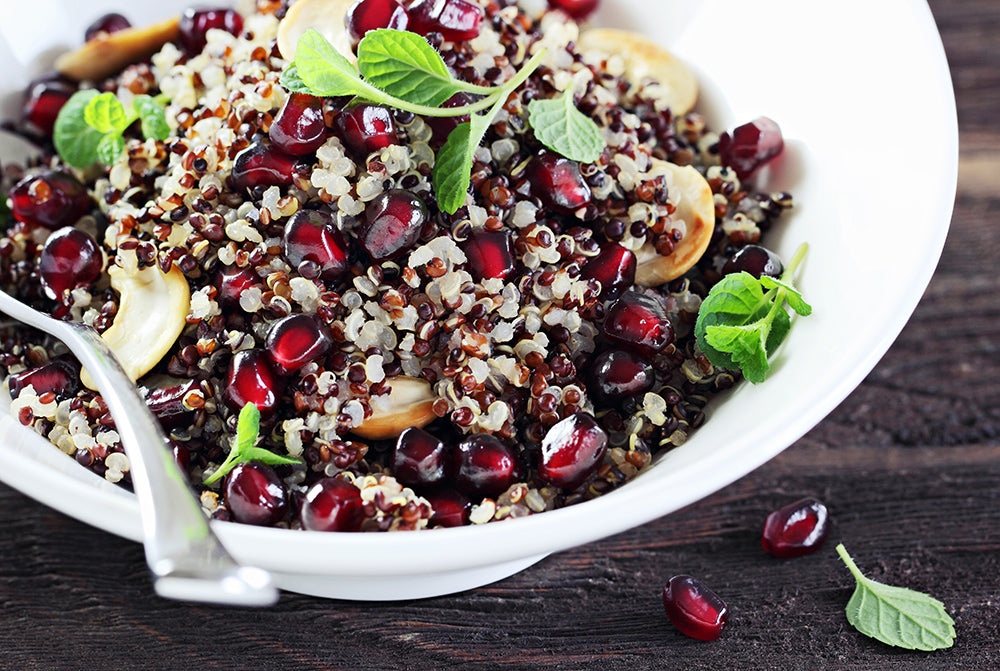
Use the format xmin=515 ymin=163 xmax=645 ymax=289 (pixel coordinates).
xmin=202 ymin=403 xmax=302 ymax=485
xmin=294 ymin=28 xmax=365 ymax=97
xmin=836 ymin=544 xmax=956 ymax=651
xmin=527 ymin=91 xmax=604 ymax=163
xmin=53 ymin=90 xmax=105 ymax=168
xmin=133 ymin=94 xmax=171 ymax=141
xmin=357 ymin=29 xmax=468 ymax=107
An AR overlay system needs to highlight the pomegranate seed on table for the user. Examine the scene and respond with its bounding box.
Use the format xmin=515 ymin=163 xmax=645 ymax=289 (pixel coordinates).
xmin=538 ymin=412 xmax=608 ymax=489
xmin=761 ymin=497 xmax=830 ymax=558
xmin=451 ymin=434 xmax=521 ymax=498
xmin=406 ymin=0 xmax=484 ymax=42
xmin=140 ymin=378 xmax=200 ymax=428
xmin=580 ymin=242 xmax=636 ymax=300
xmin=265 ymin=313 xmax=334 ymax=374
xmin=424 ymin=488 xmax=472 ymax=528
xmin=589 ymin=349 xmax=655 ymax=403
xmin=721 ymin=244 xmax=784 ymax=279
xmin=346 ymin=0 xmax=409 ymax=47
xmin=22 ymin=78 xmax=75 ymax=137
xmin=547 ymin=0 xmax=600 ymax=19
xmin=602 ymin=290 xmax=674 ymax=356
xmin=333 ymin=104 xmax=398 ymax=157
xmin=230 ymin=142 xmax=302 ymax=193
xmin=224 ymin=349 xmax=284 ymax=414
xmin=37 ymin=228 xmax=103 ymax=301
xmin=178 ymin=7 xmax=244 ymax=56
xmin=718 ymin=116 xmax=784 ymax=180
xmin=9 ymin=170 xmax=91 ymax=230
xmin=7 ymin=356 xmax=80 ymax=399
xmin=393 ymin=426 xmax=451 ymax=488
xmin=462 ymin=230 xmax=516 ymax=280
xmin=84 ymin=12 xmax=131 ymax=41
xmin=214 ymin=265 xmax=259 ymax=308
xmin=269 ymin=93 xmax=327 ymax=156
xmin=301 ymin=478 xmax=365 ymax=531
xmin=225 ymin=462 xmax=288 ymax=526
xmin=359 ymin=189 xmax=429 ymax=262
xmin=281 ymin=209 xmax=350 ymax=281
xmin=526 ymin=152 xmax=593 ymax=214
xmin=662 ymin=575 xmax=730 ymax=641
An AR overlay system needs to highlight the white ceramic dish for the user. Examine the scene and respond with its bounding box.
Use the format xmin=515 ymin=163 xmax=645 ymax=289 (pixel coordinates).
xmin=0 ymin=0 xmax=956 ymax=600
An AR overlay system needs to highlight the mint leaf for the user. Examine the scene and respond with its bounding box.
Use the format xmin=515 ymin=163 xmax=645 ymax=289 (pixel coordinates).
xmin=760 ymin=275 xmax=812 ymax=316
xmin=527 ymin=91 xmax=604 ymax=163
xmin=295 ymin=28 xmax=365 ymax=97
xmin=84 ymin=92 xmax=130 ymax=134
xmin=279 ymin=64 xmax=312 ymax=94
xmin=202 ymin=403 xmax=301 ymax=485
xmin=96 ymin=133 xmax=126 ymax=166
xmin=433 ymin=100 xmax=499 ymax=214
xmin=133 ymin=95 xmax=170 ymax=141
xmin=836 ymin=544 xmax=955 ymax=651
xmin=54 ymin=90 xmax=105 ymax=168
xmin=235 ymin=402 xmax=261 ymax=454
xmin=357 ymin=29 xmax=465 ymax=107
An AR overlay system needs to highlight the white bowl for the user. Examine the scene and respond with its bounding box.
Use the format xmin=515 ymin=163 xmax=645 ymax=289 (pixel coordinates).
xmin=0 ymin=0 xmax=956 ymax=600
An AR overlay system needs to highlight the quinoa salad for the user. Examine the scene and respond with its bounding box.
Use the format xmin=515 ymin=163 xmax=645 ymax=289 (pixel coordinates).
xmin=0 ymin=0 xmax=793 ymax=532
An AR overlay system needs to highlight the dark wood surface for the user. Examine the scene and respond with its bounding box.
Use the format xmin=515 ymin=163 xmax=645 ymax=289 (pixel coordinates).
xmin=1 ymin=1 xmax=997 ymax=669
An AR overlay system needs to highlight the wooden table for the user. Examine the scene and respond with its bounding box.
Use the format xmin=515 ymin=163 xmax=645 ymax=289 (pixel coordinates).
xmin=1 ymin=1 xmax=996 ymax=668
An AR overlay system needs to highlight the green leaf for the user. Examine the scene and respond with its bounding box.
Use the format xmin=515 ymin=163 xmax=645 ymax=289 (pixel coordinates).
xmin=760 ymin=276 xmax=812 ymax=316
xmin=836 ymin=544 xmax=955 ymax=651
xmin=527 ymin=91 xmax=604 ymax=163
xmin=279 ymin=64 xmax=313 ymax=94
xmin=133 ymin=95 xmax=171 ymax=141
xmin=53 ymin=90 xmax=106 ymax=169
xmin=235 ymin=402 xmax=261 ymax=454
xmin=84 ymin=92 xmax=130 ymax=133
xmin=202 ymin=403 xmax=301 ymax=485
xmin=357 ymin=29 xmax=464 ymax=107
xmin=96 ymin=133 xmax=126 ymax=166
xmin=294 ymin=28 xmax=364 ymax=97
xmin=433 ymin=104 xmax=497 ymax=214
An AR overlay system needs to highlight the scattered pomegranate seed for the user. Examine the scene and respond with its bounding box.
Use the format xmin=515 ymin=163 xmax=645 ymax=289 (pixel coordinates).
xmin=538 ymin=412 xmax=608 ymax=489
xmin=761 ymin=497 xmax=830 ymax=558
xmin=169 ymin=439 xmax=191 ymax=473
xmin=224 ymin=349 xmax=284 ymax=414
xmin=580 ymin=242 xmax=636 ymax=300
xmin=9 ymin=170 xmax=91 ymax=230
xmin=7 ymin=356 xmax=80 ymax=399
xmin=301 ymin=478 xmax=365 ymax=531
xmin=269 ymin=93 xmax=327 ymax=156
xmin=547 ymin=0 xmax=599 ymax=19
xmin=526 ymin=152 xmax=592 ymax=214
xmin=722 ymin=244 xmax=784 ymax=279
xmin=462 ymin=230 xmax=515 ymax=280
xmin=359 ymin=189 xmax=429 ymax=262
xmin=346 ymin=0 xmax=409 ymax=47
xmin=22 ymin=78 xmax=75 ymax=137
xmin=141 ymin=379 xmax=200 ymax=429
xmin=602 ymin=290 xmax=674 ymax=356
xmin=37 ymin=228 xmax=103 ymax=301
xmin=84 ymin=12 xmax=131 ymax=41
xmin=718 ymin=116 xmax=784 ymax=180
xmin=225 ymin=462 xmax=288 ymax=526
xmin=406 ymin=0 xmax=484 ymax=42
xmin=452 ymin=434 xmax=521 ymax=498
xmin=281 ymin=209 xmax=350 ymax=281
xmin=662 ymin=575 xmax=730 ymax=641
xmin=424 ymin=488 xmax=471 ymax=528
xmin=393 ymin=426 xmax=451 ymax=488
xmin=265 ymin=313 xmax=334 ymax=374
xmin=590 ymin=349 xmax=654 ymax=403
xmin=333 ymin=104 xmax=398 ymax=157
xmin=214 ymin=265 xmax=259 ymax=308
xmin=178 ymin=7 xmax=244 ymax=56
xmin=230 ymin=142 xmax=301 ymax=193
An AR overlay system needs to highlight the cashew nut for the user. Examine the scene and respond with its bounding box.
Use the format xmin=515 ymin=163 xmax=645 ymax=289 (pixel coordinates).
xmin=351 ymin=376 xmax=437 ymax=440
xmin=56 ymin=17 xmax=181 ymax=82
xmin=81 ymin=263 xmax=191 ymax=390
xmin=578 ymin=28 xmax=698 ymax=116
xmin=634 ymin=159 xmax=716 ymax=286
xmin=277 ymin=0 xmax=356 ymax=63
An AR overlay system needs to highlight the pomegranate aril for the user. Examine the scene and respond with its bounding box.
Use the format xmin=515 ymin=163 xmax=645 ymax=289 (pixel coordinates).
xmin=722 ymin=244 xmax=784 ymax=279
xmin=581 ymin=242 xmax=636 ymax=300
xmin=718 ymin=116 xmax=784 ymax=180
xmin=346 ymin=0 xmax=409 ymax=46
xmin=590 ymin=349 xmax=654 ymax=403
xmin=662 ymin=575 xmax=729 ymax=641
xmin=178 ymin=7 xmax=244 ymax=56
xmin=281 ymin=209 xmax=350 ymax=282
xmin=761 ymin=497 xmax=830 ymax=558
xmin=214 ymin=265 xmax=259 ymax=308
xmin=462 ymin=230 xmax=515 ymax=280
xmin=526 ymin=152 xmax=592 ymax=214
xmin=140 ymin=378 xmax=199 ymax=428
xmin=9 ymin=170 xmax=91 ymax=230
xmin=37 ymin=227 xmax=103 ymax=301
xmin=424 ymin=488 xmax=471 ymax=528
xmin=22 ymin=78 xmax=75 ymax=137
xmin=84 ymin=12 xmax=131 ymax=41
xmin=602 ymin=290 xmax=674 ymax=356
xmin=333 ymin=104 xmax=398 ymax=157
xmin=359 ymin=189 xmax=429 ymax=262
xmin=547 ymin=0 xmax=599 ymax=19
xmin=225 ymin=462 xmax=288 ymax=526
xmin=265 ymin=313 xmax=334 ymax=374
xmin=7 ymin=356 xmax=80 ymax=399
xmin=393 ymin=427 xmax=450 ymax=488
xmin=538 ymin=412 xmax=608 ymax=490
xmin=169 ymin=439 xmax=191 ymax=473
xmin=224 ymin=349 xmax=283 ymax=414
xmin=270 ymin=93 xmax=327 ymax=156
xmin=230 ymin=142 xmax=301 ymax=193
xmin=406 ymin=0 xmax=484 ymax=42
xmin=452 ymin=434 xmax=521 ymax=498
xmin=301 ymin=477 xmax=365 ymax=531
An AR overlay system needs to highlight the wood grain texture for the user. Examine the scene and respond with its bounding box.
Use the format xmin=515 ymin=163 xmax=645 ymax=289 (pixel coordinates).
xmin=1 ymin=1 xmax=997 ymax=669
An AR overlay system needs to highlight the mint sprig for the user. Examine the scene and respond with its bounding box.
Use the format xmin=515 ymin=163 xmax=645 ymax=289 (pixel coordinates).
xmin=527 ymin=89 xmax=605 ymax=163
xmin=54 ymin=91 xmax=171 ymax=169
xmin=694 ymin=242 xmax=812 ymax=383
xmin=836 ymin=544 xmax=956 ymax=651
xmin=202 ymin=404 xmax=302 ymax=485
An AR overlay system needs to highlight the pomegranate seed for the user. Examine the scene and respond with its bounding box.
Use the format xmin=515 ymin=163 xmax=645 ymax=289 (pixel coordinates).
xmin=761 ymin=497 xmax=830 ymax=558
xmin=526 ymin=152 xmax=592 ymax=214
xmin=169 ymin=439 xmax=191 ymax=473
xmin=547 ymin=0 xmax=599 ymax=19
xmin=225 ymin=462 xmax=288 ymax=526
xmin=269 ymin=93 xmax=327 ymax=155
xmin=346 ymin=0 xmax=409 ymax=46
xmin=214 ymin=265 xmax=259 ymax=309
xmin=602 ymin=290 xmax=674 ymax=356
xmin=178 ymin=7 xmax=244 ymax=56
xmin=580 ymin=242 xmax=636 ymax=300
xmin=230 ymin=142 xmax=301 ymax=193
xmin=301 ymin=478 xmax=365 ymax=531
xmin=84 ymin=12 xmax=131 ymax=41
xmin=140 ymin=378 xmax=199 ymax=428
xmin=424 ymin=488 xmax=471 ymax=528
xmin=426 ymin=92 xmax=471 ymax=146
xmin=224 ymin=349 xmax=283 ymax=414
xmin=281 ymin=209 xmax=350 ymax=281
xmin=538 ymin=412 xmax=608 ymax=489
xmin=264 ymin=313 xmax=334 ymax=374
xmin=333 ymin=104 xmax=398 ymax=157
xmin=662 ymin=575 xmax=730 ymax=641
xmin=37 ymin=228 xmax=103 ymax=301
xmin=590 ymin=349 xmax=654 ymax=403
xmin=22 ymin=78 xmax=75 ymax=137
xmin=9 ymin=170 xmax=91 ymax=230
xmin=462 ymin=230 xmax=515 ymax=280
xmin=393 ymin=426 xmax=450 ymax=488
xmin=7 ymin=356 xmax=80 ymax=399
xmin=406 ymin=0 xmax=484 ymax=42
xmin=718 ymin=116 xmax=784 ymax=180
xmin=722 ymin=244 xmax=784 ymax=279
xmin=359 ymin=189 xmax=429 ymax=262
xmin=452 ymin=434 xmax=521 ymax=498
